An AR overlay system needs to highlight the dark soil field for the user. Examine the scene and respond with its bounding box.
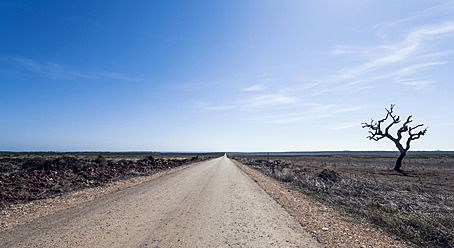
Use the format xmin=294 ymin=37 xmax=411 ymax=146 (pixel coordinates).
xmin=231 ymin=152 xmax=454 ymax=248
xmin=0 ymin=152 xmax=220 ymax=208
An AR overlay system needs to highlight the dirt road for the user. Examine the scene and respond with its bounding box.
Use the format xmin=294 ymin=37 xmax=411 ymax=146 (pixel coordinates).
xmin=0 ymin=156 xmax=323 ymax=247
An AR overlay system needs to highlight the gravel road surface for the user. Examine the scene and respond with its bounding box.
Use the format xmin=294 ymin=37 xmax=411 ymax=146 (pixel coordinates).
xmin=0 ymin=155 xmax=323 ymax=247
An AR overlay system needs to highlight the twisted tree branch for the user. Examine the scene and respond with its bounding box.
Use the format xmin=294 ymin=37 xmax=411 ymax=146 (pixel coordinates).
xmin=362 ymin=104 xmax=428 ymax=172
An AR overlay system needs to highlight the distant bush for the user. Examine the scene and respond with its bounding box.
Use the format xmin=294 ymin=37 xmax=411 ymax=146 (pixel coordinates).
xmin=317 ymin=169 xmax=340 ymax=183
xmin=95 ymin=155 xmax=107 ymax=167
xmin=22 ymin=157 xmax=51 ymax=171
xmin=0 ymin=165 xmax=12 ymax=173
xmin=51 ymin=156 xmax=81 ymax=171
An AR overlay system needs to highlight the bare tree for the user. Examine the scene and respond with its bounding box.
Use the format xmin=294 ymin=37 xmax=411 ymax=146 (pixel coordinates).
xmin=362 ymin=104 xmax=427 ymax=173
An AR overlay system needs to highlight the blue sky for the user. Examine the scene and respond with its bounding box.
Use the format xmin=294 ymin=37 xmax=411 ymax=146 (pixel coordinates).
xmin=1 ymin=1 xmax=453 ymax=152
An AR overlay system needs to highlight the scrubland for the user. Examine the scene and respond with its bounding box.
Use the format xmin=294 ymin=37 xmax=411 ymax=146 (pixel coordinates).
xmin=232 ymin=152 xmax=454 ymax=248
xmin=0 ymin=152 xmax=219 ymax=208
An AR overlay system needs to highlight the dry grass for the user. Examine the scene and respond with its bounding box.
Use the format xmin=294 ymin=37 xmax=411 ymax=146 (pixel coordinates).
xmin=233 ymin=154 xmax=454 ymax=248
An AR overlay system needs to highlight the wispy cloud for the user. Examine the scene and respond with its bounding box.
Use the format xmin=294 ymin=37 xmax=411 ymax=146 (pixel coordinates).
xmin=331 ymin=44 xmax=353 ymax=55
xmin=401 ymin=80 xmax=435 ymax=90
xmin=328 ymin=21 xmax=454 ymax=92
xmin=256 ymin=73 xmax=273 ymax=82
xmin=329 ymin=122 xmax=360 ymax=131
xmin=374 ymin=1 xmax=454 ymax=41
xmin=203 ymin=3 xmax=454 ymax=125
xmin=342 ymin=23 xmax=453 ymax=76
xmin=205 ymin=105 xmax=235 ymax=111
xmin=242 ymin=84 xmax=266 ymax=91
xmin=242 ymin=104 xmax=360 ymax=124
xmin=12 ymin=57 xmax=141 ymax=81
xmin=205 ymin=92 xmax=301 ymax=111
xmin=395 ymin=61 xmax=447 ymax=77
xmin=239 ymin=94 xmax=300 ymax=109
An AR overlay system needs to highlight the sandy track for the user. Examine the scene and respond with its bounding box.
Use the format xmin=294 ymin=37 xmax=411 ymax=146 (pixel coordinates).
xmin=0 ymin=156 xmax=322 ymax=247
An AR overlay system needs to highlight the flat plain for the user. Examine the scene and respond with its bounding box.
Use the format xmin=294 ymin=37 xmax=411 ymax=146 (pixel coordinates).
xmin=1 ymin=151 xmax=452 ymax=247
xmin=232 ymin=152 xmax=454 ymax=248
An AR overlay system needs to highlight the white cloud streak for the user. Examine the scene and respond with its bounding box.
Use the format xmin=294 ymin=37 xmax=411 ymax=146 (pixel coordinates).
xmin=205 ymin=93 xmax=301 ymax=111
xmin=326 ymin=21 xmax=454 ymax=94
xmin=401 ymin=80 xmax=435 ymax=90
xmin=329 ymin=122 xmax=360 ymax=131
xmin=242 ymin=84 xmax=266 ymax=91
xmin=241 ymin=104 xmax=360 ymax=124
xmin=338 ymin=22 xmax=454 ymax=79
xmin=239 ymin=94 xmax=300 ymax=108
xmin=12 ymin=57 xmax=141 ymax=81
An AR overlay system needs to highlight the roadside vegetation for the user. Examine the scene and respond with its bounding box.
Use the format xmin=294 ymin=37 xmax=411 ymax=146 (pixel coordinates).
xmin=232 ymin=153 xmax=454 ymax=248
xmin=0 ymin=152 xmax=220 ymax=208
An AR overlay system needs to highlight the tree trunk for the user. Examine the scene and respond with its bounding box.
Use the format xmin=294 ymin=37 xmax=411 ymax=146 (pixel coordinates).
xmin=394 ymin=152 xmax=406 ymax=172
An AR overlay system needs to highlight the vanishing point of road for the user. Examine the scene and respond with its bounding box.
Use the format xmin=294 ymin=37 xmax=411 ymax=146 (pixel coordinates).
xmin=0 ymin=155 xmax=323 ymax=247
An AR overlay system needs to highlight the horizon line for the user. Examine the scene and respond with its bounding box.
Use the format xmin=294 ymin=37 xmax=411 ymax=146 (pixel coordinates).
xmin=1 ymin=150 xmax=453 ymax=153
